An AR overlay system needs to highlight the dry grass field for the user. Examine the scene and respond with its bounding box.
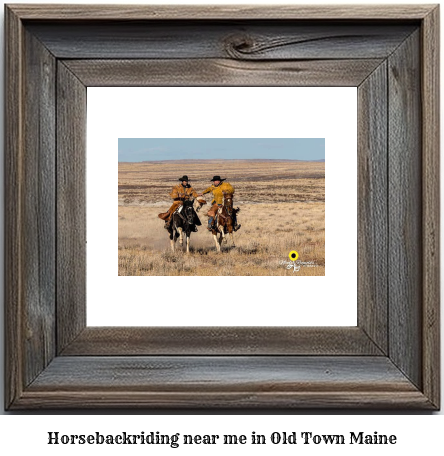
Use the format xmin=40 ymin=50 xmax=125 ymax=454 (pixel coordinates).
xmin=119 ymin=160 xmax=325 ymax=276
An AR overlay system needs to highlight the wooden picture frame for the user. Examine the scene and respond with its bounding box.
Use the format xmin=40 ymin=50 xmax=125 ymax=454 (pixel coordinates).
xmin=5 ymin=4 xmax=440 ymax=409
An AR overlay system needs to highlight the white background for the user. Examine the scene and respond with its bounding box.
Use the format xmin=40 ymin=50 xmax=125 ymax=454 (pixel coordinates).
xmin=87 ymin=87 xmax=357 ymax=326
xmin=0 ymin=0 xmax=442 ymax=450
xmin=1 ymin=415 xmax=443 ymax=454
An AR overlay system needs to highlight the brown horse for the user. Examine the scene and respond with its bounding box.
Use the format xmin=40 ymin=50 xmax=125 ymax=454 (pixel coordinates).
xmin=210 ymin=192 xmax=240 ymax=252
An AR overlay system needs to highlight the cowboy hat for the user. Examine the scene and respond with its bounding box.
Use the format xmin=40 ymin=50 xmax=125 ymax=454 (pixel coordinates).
xmin=210 ymin=175 xmax=226 ymax=182
xmin=178 ymin=175 xmax=190 ymax=181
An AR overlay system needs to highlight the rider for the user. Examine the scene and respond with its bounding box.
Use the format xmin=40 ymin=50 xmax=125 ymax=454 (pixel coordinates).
xmin=163 ymin=175 xmax=198 ymax=229
xmin=199 ymin=175 xmax=240 ymax=231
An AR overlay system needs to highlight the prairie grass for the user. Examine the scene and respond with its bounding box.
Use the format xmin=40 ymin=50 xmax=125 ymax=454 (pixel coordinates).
xmin=119 ymin=160 xmax=324 ymax=205
xmin=119 ymin=204 xmax=325 ymax=276
xmin=119 ymin=160 xmax=324 ymax=276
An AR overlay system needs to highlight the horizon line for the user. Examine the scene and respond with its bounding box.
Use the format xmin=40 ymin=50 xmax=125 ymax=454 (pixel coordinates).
xmin=119 ymin=158 xmax=325 ymax=163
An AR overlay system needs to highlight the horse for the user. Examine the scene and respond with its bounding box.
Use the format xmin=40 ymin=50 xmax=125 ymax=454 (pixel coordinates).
xmin=210 ymin=192 xmax=240 ymax=252
xmin=167 ymin=197 xmax=206 ymax=253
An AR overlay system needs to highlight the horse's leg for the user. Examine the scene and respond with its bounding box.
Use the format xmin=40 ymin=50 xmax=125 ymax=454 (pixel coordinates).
xmin=230 ymin=232 xmax=235 ymax=247
xmin=219 ymin=224 xmax=227 ymax=244
xmin=227 ymin=221 xmax=235 ymax=247
xmin=186 ymin=233 xmax=190 ymax=254
xmin=218 ymin=233 xmax=224 ymax=251
xmin=177 ymin=227 xmax=183 ymax=245
xmin=213 ymin=233 xmax=220 ymax=252
xmin=170 ymin=229 xmax=175 ymax=252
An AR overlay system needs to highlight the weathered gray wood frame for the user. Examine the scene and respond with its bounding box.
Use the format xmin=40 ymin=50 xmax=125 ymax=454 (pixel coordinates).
xmin=5 ymin=4 xmax=440 ymax=409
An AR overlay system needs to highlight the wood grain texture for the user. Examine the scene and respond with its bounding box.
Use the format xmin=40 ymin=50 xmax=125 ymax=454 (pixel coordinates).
xmin=4 ymin=4 xmax=24 ymax=411
xmin=13 ymin=356 xmax=433 ymax=409
xmin=421 ymin=6 xmax=440 ymax=409
xmin=27 ymin=22 xmax=416 ymax=60
xmin=4 ymin=5 xmax=440 ymax=410
xmin=28 ymin=356 xmax=418 ymax=391
xmin=21 ymin=28 xmax=57 ymax=387
xmin=388 ymin=30 xmax=422 ymax=389
xmin=7 ymin=4 xmax=435 ymax=20
xmin=56 ymin=62 xmax=87 ymax=353
xmin=357 ymin=62 xmax=388 ymax=354
xmin=61 ymin=327 xmax=382 ymax=356
xmin=63 ymin=58 xmax=384 ymax=87
xmin=15 ymin=390 xmax=433 ymax=410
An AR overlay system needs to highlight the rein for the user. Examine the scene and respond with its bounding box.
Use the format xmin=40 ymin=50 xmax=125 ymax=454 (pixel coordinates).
xmin=218 ymin=196 xmax=234 ymax=223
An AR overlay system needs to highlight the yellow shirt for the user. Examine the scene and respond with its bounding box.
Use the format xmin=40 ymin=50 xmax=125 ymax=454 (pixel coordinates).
xmin=202 ymin=182 xmax=235 ymax=205
xmin=170 ymin=184 xmax=198 ymax=200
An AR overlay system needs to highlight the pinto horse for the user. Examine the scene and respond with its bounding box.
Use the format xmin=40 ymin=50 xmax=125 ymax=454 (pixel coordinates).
xmin=210 ymin=192 xmax=240 ymax=252
xmin=167 ymin=197 xmax=206 ymax=253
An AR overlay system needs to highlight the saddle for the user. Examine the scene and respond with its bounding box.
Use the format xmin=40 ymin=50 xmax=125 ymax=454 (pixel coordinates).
xmin=158 ymin=212 xmax=169 ymax=220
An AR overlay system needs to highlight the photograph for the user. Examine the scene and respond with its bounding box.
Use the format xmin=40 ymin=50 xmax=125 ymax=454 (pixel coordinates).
xmin=118 ymin=138 xmax=325 ymax=276
xmin=3 ymin=1 xmax=439 ymax=413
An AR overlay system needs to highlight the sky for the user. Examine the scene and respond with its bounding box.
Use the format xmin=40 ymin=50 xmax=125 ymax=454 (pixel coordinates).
xmin=118 ymin=138 xmax=325 ymax=162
